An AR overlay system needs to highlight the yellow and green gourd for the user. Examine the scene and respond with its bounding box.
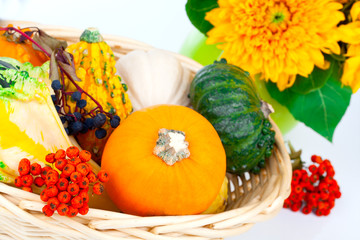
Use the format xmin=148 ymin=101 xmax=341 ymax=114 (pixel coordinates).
xmin=65 ymin=28 xmax=133 ymax=161
xmin=66 ymin=28 xmax=132 ymax=118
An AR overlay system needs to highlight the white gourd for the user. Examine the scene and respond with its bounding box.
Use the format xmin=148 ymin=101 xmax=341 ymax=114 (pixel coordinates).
xmin=115 ymin=49 xmax=192 ymax=111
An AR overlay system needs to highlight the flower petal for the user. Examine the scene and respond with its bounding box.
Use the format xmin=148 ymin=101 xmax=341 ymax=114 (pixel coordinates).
xmin=341 ymin=56 xmax=360 ymax=93
xmin=351 ymin=1 xmax=360 ymax=21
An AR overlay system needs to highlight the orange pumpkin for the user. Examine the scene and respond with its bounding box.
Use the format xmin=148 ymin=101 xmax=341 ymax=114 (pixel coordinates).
xmin=102 ymin=105 xmax=226 ymax=216
xmin=0 ymin=32 xmax=48 ymax=66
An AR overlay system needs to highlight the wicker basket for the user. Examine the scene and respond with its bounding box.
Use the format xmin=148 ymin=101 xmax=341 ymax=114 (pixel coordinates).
xmin=0 ymin=21 xmax=292 ymax=240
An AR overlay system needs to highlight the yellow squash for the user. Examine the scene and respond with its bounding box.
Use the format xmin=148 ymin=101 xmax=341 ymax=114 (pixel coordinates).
xmin=65 ymin=28 xmax=133 ymax=161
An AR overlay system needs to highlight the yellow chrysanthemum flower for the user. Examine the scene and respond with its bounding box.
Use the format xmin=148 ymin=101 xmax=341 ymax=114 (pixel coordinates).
xmin=338 ymin=1 xmax=360 ymax=93
xmin=205 ymin=0 xmax=345 ymax=91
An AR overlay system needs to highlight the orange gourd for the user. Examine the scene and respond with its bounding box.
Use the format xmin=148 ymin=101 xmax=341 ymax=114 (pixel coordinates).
xmin=102 ymin=105 xmax=226 ymax=216
xmin=0 ymin=30 xmax=48 ymax=66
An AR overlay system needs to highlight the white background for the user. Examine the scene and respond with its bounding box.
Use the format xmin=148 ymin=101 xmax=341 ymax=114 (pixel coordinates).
xmin=0 ymin=0 xmax=359 ymax=239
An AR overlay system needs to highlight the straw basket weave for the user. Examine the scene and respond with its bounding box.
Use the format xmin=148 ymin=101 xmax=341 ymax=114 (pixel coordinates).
xmin=0 ymin=21 xmax=292 ymax=240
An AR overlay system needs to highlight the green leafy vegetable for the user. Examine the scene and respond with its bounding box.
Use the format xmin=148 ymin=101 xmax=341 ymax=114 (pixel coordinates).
xmin=185 ymin=0 xmax=218 ymax=35
xmin=266 ymin=58 xmax=352 ymax=141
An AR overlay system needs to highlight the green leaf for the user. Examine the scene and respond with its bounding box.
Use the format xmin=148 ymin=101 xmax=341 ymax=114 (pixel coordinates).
xmin=185 ymin=0 xmax=218 ymax=35
xmin=265 ymin=59 xmax=352 ymax=142
xmin=291 ymin=55 xmax=335 ymax=94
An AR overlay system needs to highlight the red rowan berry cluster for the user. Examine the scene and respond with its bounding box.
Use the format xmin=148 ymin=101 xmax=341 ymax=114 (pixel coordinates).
xmin=15 ymin=146 xmax=109 ymax=218
xmin=15 ymin=158 xmax=44 ymax=192
xmin=283 ymin=155 xmax=341 ymax=216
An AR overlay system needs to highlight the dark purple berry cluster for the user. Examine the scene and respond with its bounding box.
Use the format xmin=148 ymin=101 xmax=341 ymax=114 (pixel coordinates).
xmin=51 ymin=80 xmax=120 ymax=139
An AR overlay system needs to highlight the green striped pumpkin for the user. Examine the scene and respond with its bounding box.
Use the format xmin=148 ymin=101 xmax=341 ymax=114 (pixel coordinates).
xmin=190 ymin=59 xmax=275 ymax=175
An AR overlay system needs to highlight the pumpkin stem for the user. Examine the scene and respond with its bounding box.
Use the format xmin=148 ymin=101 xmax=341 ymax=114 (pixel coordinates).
xmin=260 ymin=100 xmax=274 ymax=118
xmin=153 ymin=128 xmax=190 ymax=166
xmin=80 ymin=28 xmax=104 ymax=43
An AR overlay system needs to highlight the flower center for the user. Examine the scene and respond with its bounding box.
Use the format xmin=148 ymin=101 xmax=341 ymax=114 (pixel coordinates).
xmin=271 ymin=12 xmax=285 ymax=24
xmin=266 ymin=3 xmax=291 ymax=33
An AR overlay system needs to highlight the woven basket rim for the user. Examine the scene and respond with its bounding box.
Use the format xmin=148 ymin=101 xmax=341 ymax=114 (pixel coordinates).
xmin=0 ymin=20 xmax=292 ymax=240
